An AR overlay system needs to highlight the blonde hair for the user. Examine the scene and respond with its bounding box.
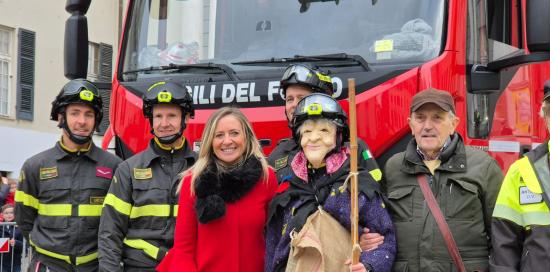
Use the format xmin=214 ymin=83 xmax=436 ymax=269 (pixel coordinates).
xmin=179 ymin=107 xmax=269 ymax=194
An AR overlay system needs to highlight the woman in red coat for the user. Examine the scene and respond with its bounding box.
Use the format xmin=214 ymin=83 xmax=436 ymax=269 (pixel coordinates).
xmin=157 ymin=106 xmax=277 ymax=272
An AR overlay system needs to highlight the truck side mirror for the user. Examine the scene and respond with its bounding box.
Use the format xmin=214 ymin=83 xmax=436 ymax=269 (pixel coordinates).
xmin=527 ymin=0 xmax=550 ymax=52
xmin=64 ymin=0 xmax=91 ymax=80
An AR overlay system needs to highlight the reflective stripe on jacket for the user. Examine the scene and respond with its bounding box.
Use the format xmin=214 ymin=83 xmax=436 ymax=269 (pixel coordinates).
xmin=490 ymin=140 xmax=550 ymax=272
xmin=15 ymin=142 xmax=122 ymax=269
xmin=98 ymin=140 xmax=196 ymax=271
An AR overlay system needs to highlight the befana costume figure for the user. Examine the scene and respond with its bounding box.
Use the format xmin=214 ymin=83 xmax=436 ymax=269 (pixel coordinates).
xmin=265 ymin=93 xmax=396 ymax=272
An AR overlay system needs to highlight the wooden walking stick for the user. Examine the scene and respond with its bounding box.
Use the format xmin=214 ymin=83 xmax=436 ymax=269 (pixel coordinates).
xmin=348 ymin=78 xmax=361 ymax=264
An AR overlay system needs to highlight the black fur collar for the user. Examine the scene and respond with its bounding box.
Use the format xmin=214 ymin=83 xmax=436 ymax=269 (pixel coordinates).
xmin=194 ymin=156 xmax=263 ymax=224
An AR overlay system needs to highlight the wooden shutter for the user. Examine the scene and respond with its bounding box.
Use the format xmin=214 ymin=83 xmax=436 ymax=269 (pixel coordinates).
xmin=96 ymin=43 xmax=113 ymax=135
xmin=17 ymin=29 xmax=35 ymax=120
xmin=98 ymin=43 xmax=113 ymax=82
xmin=96 ymin=82 xmax=111 ymax=136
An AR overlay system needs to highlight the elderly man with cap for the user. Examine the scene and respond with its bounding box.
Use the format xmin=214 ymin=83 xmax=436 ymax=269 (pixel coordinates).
xmin=382 ymin=88 xmax=503 ymax=272
xmin=490 ymin=88 xmax=550 ymax=272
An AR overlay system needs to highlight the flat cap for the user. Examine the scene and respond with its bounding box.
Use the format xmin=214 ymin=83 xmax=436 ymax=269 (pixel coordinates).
xmin=410 ymin=88 xmax=455 ymax=113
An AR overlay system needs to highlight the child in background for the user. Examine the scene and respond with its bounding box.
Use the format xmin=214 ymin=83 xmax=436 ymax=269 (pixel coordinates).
xmin=4 ymin=179 xmax=17 ymax=205
xmin=1 ymin=204 xmax=22 ymax=272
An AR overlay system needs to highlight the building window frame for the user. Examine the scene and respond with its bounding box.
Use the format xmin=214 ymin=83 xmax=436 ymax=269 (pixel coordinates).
xmin=88 ymin=42 xmax=100 ymax=81
xmin=0 ymin=26 xmax=14 ymax=117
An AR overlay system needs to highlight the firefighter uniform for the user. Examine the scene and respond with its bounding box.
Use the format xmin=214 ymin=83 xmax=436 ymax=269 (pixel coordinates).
xmin=268 ymin=137 xmax=382 ymax=184
xmin=98 ymin=138 xmax=196 ymax=271
xmin=490 ymin=140 xmax=550 ymax=271
xmin=15 ymin=142 xmax=122 ymax=271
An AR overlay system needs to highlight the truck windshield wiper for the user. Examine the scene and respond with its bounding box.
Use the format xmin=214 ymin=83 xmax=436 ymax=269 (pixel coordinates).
xmin=123 ymin=63 xmax=237 ymax=81
xmin=232 ymin=53 xmax=370 ymax=71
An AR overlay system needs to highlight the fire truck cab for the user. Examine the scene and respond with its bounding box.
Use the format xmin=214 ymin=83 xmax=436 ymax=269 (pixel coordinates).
xmin=65 ymin=0 xmax=550 ymax=171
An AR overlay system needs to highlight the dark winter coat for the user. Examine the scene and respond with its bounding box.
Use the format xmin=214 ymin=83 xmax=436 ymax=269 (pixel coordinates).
xmin=266 ymin=148 xmax=396 ymax=272
xmin=383 ymin=133 xmax=503 ymax=272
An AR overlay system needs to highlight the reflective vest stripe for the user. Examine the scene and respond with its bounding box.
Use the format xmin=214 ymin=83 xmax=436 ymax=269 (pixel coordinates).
xmin=29 ymin=238 xmax=98 ymax=265
xmin=103 ymin=193 xmax=132 ymax=216
xmin=123 ymin=238 xmax=162 ymax=260
xmin=14 ymin=190 xmax=39 ymax=210
xmin=17 ymin=191 xmax=104 ymax=217
xmin=493 ymin=203 xmax=550 ymax=226
xmin=369 ymin=169 xmax=382 ymax=182
xmin=130 ymin=204 xmax=170 ymax=218
xmin=129 ymin=204 xmax=179 ymax=218
xmin=76 ymin=252 xmax=99 ymax=265
xmin=78 ymin=205 xmax=103 ymax=216
xmin=38 ymin=204 xmax=72 ymax=216
xmin=494 ymin=158 xmax=550 ymax=227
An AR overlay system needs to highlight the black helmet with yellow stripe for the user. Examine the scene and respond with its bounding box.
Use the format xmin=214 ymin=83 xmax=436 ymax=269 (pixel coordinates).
xmin=142 ymin=81 xmax=194 ymax=144
xmin=280 ymin=64 xmax=334 ymax=97
xmin=143 ymin=81 xmax=194 ymax=119
xmin=291 ymin=93 xmax=349 ymax=145
xmin=50 ymin=79 xmax=103 ymax=145
xmin=51 ymin=79 xmax=103 ymax=126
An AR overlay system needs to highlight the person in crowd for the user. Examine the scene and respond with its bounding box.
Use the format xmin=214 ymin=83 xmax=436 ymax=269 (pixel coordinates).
xmin=4 ymin=179 xmax=17 ymax=205
xmin=0 ymin=176 xmax=10 ymax=207
xmin=265 ymin=93 xmax=396 ymax=272
xmin=1 ymin=204 xmax=22 ymax=272
xmin=156 ymin=106 xmax=278 ymax=272
xmin=490 ymin=89 xmax=550 ymax=271
xmin=383 ymin=88 xmax=503 ymax=271
xmin=99 ymin=81 xmax=196 ymax=271
xmin=269 ymin=64 xmax=385 ymax=250
xmin=15 ymin=79 xmax=122 ymax=271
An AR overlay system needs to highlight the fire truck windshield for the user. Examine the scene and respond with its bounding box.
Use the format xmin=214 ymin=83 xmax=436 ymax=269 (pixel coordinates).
xmin=121 ymin=0 xmax=445 ymax=81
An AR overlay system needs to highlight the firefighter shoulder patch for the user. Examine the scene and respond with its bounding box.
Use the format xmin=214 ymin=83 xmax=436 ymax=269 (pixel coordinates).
xmin=39 ymin=167 xmax=58 ymax=180
xmin=274 ymin=156 xmax=288 ymax=171
xmin=90 ymin=196 xmax=105 ymax=205
xmin=362 ymin=150 xmax=373 ymax=161
xmin=133 ymin=168 xmax=153 ymax=180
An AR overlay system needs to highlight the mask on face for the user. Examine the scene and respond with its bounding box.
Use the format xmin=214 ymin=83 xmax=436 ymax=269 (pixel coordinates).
xmin=300 ymin=120 xmax=337 ymax=168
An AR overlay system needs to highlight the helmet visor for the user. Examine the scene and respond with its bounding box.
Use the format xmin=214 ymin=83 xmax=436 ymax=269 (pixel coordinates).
xmin=281 ymin=65 xmax=332 ymax=89
xmin=294 ymin=94 xmax=340 ymax=117
xmin=63 ymin=80 xmax=99 ymax=97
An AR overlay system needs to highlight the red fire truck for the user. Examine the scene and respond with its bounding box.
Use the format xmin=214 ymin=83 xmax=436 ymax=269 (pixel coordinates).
xmin=66 ymin=0 xmax=550 ymax=171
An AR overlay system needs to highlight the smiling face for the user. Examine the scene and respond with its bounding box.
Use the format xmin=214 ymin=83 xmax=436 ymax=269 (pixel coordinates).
xmin=409 ymin=103 xmax=459 ymax=158
xmin=151 ymin=104 xmax=186 ymax=147
xmin=2 ymin=207 xmax=14 ymax=222
xmin=299 ymin=119 xmax=337 ymax=168
xmin=61 ymin=104 xmax=96 ymax=148
xmin=212 ymin=114 xmax=246 ymax=165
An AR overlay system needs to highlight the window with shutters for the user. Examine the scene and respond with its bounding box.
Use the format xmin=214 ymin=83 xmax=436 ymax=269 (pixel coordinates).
xmin=0 ymin=26 xmax=13 ymax=117
xmin=96 ymin=43 xmax=113 ymax=135
xmin=16 ymin=29 xmax=35 ymax=121
xmin=88 ymin=42 xmax=100 ymax=81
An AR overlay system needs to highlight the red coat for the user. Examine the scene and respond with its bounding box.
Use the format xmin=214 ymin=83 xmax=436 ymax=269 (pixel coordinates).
xmin=157 ymin=168 xmax=277 ymax=272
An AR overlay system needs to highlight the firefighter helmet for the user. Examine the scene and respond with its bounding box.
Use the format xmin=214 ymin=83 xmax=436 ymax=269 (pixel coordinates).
xmin=291 ymin=93 xmax=349 ymax=144
xmin=280 ymin=64 xmax=334 ymax=97
xmin=50 ymin=78 xmax=103 ymax=126
xmin=142 ymin=81 xmax=194 ymax=145
xmin=142 ymin=81 xmax=194 ymax=119
xmin=50 ymin=79 xmax=103 ymax=145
